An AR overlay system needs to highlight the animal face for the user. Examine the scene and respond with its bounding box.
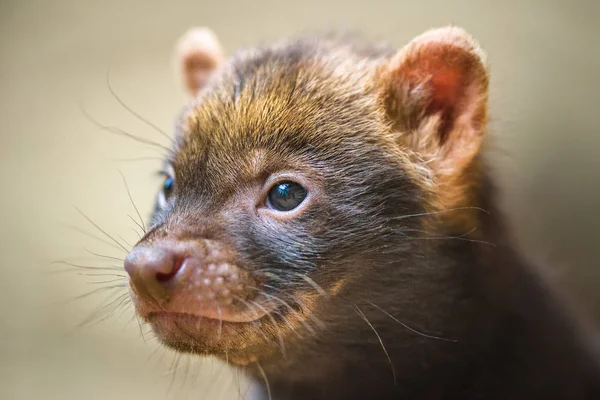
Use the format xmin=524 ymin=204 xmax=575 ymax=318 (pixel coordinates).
xmin=124 ymin=27 xmax=489 ymax=364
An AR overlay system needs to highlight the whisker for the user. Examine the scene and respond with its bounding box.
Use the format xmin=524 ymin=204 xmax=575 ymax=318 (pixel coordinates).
xmin=87 ymin=278 xmax=127 ymax=285
xmin=399 ymin=227 xmax=495 ymax=246
xmin=251 ymin=277 xmax=326 ymax=330
xmin=354 ymin=304 xmax=396 ymax=387
xmin=254 ymin=269 xmax=327 ymax=296
xmin=51 ymin=260 xmax=123 ymax=272
xmin=272 ymin=309 xmax=305 ymax=339
xmin=256 ymin=361 xmax=272 ymax=400
xmin=83 ymin=248 xmax=124 ymax=262
xmin=297 ymin=273 xmax=328 ymax=297
xmin=203 ymin=358 xmax=228 ymax=395
xmin=214 ymin=300 xmax=223 ymax=338
xmin=145 ymin=345 xmax=163 ymax=367
xmin=106 ymin=67 xmax=172 ymax=142
xmin=156 ymin=344 xmax=169 ymax=367
xmin=291 ymin=296 xmax=326 ymax=330
xmin=234 ymin=364 xmax=244 ymax=400
xmin=117 ymin=235 xmax=134 ymax=249
xmin=130 ymin=225 xmax=142 ymax=240
xmin=71 ymin=284 xmax=128 ymax=301
xmin=231 ymin=295 xmax=260 ymax=320
xmin=99 ymin=296 xmax=133 ymax=327
xmin=248 ymin=287 xmax=312 ymax=337
xmin=79 ymin=272 xmax=126 ymax=278
xmin=232 ymin=295 xmax=273 ymax=345
xmin=78 ymin=292 xmax=131 ymax=328
xmin=215 ymin=359 xmax=231 ymax=393
xmin=127 ymin=216 xmax=144 ymax=235
xmin=366 ymin=301 xmax=457 ymax=342
xmin=215 ymin=369 xmax=235 ymax=400
xmin=79 ymin=102 xmax=172 ymax=152
xmin=390 ymin=206 xmax=490 ymax=221
xmin=167 ymin=352 xmax=183 ymax=394
xmin=190 ymin=356 xmax=204 ymax=387
xmin=118 ymin=170 xmax=147 ymax=234
xmin=239 ymin=367 xmax=256 ymax=400
xmin=136 ymin=313 xmax=150 ymax=345
xmin=251 ymin=300 xmax=287 ymax=358
xmin=262 ymin=297 xmax=306 ymax=337
xmin=180 ymin=355 xmax=191 ymax=392
xmin=63 ymin=224 xmax=124 ymax=252
xmin=74 ymin=207 xmax=129 ymax=252
xmin=115 ymin=298 xmax=134 ymax=320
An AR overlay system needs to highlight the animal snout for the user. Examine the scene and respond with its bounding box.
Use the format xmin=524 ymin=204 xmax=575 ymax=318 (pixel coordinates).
xmin=124 ymin=240 xmax=259 ymax=321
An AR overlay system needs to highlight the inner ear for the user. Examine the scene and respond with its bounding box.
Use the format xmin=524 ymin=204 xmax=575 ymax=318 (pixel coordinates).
xmin=175 ymin=27 xmax=225 ymax=96
xmin=419 ymin=50 xmax=478 ymax=144
xmin=381 ymin=26 xmax=489 ymax=166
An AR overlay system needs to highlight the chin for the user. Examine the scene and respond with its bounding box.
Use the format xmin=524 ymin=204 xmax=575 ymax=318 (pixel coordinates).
xmin=136 ymin=299 xmax=293 ymax=365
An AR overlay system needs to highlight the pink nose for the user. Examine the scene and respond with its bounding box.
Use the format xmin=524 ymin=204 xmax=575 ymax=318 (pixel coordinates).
xmin=124 ymin=245 xmax=183 ymax=302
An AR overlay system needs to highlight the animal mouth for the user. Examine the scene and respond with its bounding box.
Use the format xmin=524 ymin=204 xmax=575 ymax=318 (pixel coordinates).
xmin=145 ymin=309 xmax=279 ymax=356
xmin=148 ymin=309 xmax=267 ymax=327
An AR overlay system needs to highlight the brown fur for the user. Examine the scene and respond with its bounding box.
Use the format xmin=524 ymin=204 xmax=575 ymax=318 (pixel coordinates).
xmin=124 ymin=28 xmax=600 ymax=400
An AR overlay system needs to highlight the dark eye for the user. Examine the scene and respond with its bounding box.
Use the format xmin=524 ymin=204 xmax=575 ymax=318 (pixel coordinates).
xmin=163 ymin=176 xmax=174 ymax=198
xmin=267 ymin=181 xmax=307 ymax=212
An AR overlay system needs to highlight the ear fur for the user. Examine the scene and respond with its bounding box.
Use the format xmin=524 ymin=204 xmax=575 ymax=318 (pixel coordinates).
xmin=379 ymin=26 xmax=490 ymax=220
xmin=176 ymin=27 xmax=224 ymax=96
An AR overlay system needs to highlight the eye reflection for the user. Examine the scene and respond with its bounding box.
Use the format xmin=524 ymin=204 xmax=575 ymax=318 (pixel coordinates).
xmin=267 ymin=181 xmax=307 ymax=212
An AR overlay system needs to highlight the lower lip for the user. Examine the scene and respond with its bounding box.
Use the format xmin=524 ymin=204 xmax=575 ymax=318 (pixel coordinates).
xmin=148 ymin=311 xmax=252 ymax=329
xmin=147 ymin=311 xmax=262 ymax=347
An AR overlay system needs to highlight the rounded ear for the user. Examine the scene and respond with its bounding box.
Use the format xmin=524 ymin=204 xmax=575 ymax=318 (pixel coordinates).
xmin=379 ymin=26 xmax=489 ymax=213
xmin=175 ymin=27 xmax=225 ymax=96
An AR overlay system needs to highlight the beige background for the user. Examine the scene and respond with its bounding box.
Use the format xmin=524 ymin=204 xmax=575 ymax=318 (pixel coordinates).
xmin=1 ymin=0 xmax=599 ymax=399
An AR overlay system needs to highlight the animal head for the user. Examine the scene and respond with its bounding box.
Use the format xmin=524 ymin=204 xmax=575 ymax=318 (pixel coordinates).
xmin=124 ymin=26 xmax=489 ymax=364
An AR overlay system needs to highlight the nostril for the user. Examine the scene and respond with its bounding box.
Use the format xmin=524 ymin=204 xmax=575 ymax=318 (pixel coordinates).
xmin=156 ymin=257 xmax=184 ymax=282
xmin=124 ymin=246 xmax=178 ymax=302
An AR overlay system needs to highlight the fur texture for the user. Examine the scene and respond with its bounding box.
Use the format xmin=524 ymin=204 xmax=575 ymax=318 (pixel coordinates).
xmin=126 ymin=28 xmax=600 ymax=399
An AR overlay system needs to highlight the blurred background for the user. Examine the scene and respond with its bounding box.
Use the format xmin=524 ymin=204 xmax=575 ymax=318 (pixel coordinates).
xmin=1 ymin=0 xmax=599 ymax=399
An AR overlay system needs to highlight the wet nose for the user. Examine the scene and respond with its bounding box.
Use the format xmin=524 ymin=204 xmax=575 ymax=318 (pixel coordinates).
xmin=124 ymin=245 xmax=184 ymax=302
